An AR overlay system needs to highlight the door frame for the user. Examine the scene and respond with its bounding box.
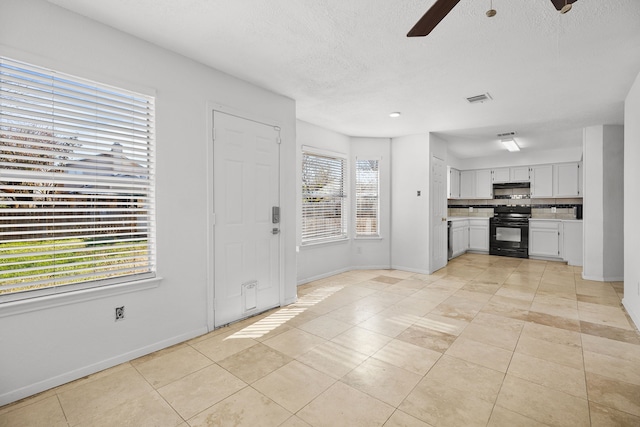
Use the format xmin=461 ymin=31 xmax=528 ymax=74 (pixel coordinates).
xmin=430 ymin=154 xmax=448 ymax=273
xmin=205 ymin=102 xmax=285 ymax=331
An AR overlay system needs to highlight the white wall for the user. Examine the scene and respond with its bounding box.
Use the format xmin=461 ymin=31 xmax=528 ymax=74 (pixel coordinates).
xmin=391 ymin=134 xmax=431 ymax=274
xmin=295 ymin=124 xmax=392 ymax=284
xmin=583 ymin=126 xmax=605 ymax=280
xmin=582 ymin=125 xmax=624 ymax=282
xmin=602 ymin=126 xmax=624 ymax=279
xmin=350 ymin=138 xmax=392 ymax=270
xmin=0 ymin=0 xmax=297 ymax=405
xmin=296 ymin=121 xmax=352 ymax=282
xmin=623 ymin=71 xmax=640 ymax=329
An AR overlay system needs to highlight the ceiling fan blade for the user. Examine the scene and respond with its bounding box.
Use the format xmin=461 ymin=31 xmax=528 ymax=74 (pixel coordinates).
xmin=407 ymin=0 xmax=461 ymax=38
xmin=550 ymin=0 xmax=578 ymax=11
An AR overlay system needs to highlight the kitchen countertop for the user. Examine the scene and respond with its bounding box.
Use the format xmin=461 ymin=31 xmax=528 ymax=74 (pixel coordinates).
xmin=448 ymin=217 xmax=490 ymax=221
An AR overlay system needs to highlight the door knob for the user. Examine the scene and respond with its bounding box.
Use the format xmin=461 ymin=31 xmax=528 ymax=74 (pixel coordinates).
xmin=272 ymin=228 xmax=280 ymax=235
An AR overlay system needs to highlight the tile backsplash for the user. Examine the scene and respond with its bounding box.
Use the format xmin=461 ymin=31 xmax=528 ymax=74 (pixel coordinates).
xmin=493 ymin=187 xmax=531 ymax=199
xmin=448 ymin=198 xmax=582 ymax=219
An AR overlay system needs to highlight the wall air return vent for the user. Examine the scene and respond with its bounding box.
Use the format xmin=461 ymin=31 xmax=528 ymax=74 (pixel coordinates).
xmin=466 ymin=93 xmax=492 ymax=104
xmin=497 ymin=131 xmax=517 ymax=138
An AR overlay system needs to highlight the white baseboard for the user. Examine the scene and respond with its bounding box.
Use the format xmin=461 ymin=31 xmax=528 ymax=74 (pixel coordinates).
xmin=296 ymin=264 xmax=394 ymax=286
xmin=582 ymin=274 xmax=624 ymax=282
xmin=297 ymin=267 xmax=351 ymax=286
xmin=390 ymin=265 xmax=430 ymax=275
xmin=349 ymin=264 xmax=392 ymax=271
xmin=622 ymin=298 xmax=640 ymax=331
xmin=0 ymin=327 xmax=208 ymax=406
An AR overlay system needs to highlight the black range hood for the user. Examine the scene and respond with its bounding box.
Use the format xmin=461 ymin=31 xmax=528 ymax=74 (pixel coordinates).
xmin=493 ymin=182 xmax=531 ymax=190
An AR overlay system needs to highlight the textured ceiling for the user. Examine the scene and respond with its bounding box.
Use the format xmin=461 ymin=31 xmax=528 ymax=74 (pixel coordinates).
xmin=47 ymin=0 xmax=640 ymax=158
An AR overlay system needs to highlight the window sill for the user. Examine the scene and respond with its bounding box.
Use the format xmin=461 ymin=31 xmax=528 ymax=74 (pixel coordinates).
xmin=300 ymin=237 xmax=349 ymax=248
xmin=0 ymin=276 xmax=163 ymax=318
xmin=354 ymin=236 xmax=383 ymax=240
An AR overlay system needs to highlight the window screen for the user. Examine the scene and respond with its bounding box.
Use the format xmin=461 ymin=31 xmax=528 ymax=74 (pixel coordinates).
xmin=0 ymin=57 xmax=156 ymax=299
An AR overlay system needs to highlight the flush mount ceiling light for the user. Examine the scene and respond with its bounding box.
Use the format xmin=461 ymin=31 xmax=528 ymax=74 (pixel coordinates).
xmin=389 ymin=112 xmax=401 ymax=118
xmin=501 ymin=138 xmax=520 ymax=152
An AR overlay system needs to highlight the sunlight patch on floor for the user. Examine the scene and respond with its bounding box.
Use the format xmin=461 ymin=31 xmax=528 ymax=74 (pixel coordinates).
xmin=226 ymin=285 xmax=344 ymax=339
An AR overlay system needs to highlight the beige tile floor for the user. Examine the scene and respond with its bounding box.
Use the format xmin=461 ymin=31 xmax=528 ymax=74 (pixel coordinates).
xmin=2 ymin=253 xmax=640 ymax=426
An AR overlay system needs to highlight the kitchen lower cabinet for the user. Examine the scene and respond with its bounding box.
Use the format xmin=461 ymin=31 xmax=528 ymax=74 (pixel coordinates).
xmin=451 ymin=220 xmax=469 ymax=258
xmin=529 ymin=220 xmax=562 ymax=259
xmin=468 ymin=219 xmax=489 ymax=252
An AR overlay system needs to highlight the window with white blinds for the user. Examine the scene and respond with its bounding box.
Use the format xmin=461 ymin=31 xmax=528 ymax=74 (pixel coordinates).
xmin=0 ymin=56 xmax=156 ymax=300
xmin=301 ymin=150 xmax=347 ymax=244
xmin=355 ymin=159 xmax=379 ymax=237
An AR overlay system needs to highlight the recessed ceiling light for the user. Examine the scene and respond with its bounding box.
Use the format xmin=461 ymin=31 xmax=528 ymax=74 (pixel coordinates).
xmin=389 ymin=112 xmax=401 ymax=118
xmin=501 ymin=138 xmax=520 ymax=152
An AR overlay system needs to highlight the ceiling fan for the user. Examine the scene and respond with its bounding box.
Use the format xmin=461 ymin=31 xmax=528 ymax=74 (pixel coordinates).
xmin=407 ymin=0 xmax=579 ymax=37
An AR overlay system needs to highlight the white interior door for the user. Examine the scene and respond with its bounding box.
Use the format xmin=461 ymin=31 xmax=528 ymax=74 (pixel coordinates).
xmin=431 ymin=155 xmax=447 ymax=272
xmin=213 ymin=111 xmax=280 ymax=327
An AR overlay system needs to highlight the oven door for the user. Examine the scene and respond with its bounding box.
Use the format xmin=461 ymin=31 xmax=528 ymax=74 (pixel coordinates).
xmin=490 ymin=218 xmax=529 ymax=258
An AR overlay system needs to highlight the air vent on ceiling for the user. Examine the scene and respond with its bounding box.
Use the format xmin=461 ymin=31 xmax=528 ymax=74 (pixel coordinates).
xmin=466 ymin=93 xmax=492 ymax=104
xmin=497 ymin=131 xmax=517 ymax=138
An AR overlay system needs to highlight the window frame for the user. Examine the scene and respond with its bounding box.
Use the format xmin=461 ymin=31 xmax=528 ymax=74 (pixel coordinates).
xmin=301 ymin=146 xmax=348 ymax=246
xmin=354 ymin=157 xmax=380 ymax=238
xmin=0 ymin=56 xmax=157 ymax=303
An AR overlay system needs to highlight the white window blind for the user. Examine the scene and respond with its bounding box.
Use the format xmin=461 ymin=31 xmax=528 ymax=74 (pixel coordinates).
xmin=355 ymin=159 xmax=379 ymax=237
xmin=301 ymin=150 xmax=347 ymax=244
xmin=0 ymin=56 xmax=156 ymax=299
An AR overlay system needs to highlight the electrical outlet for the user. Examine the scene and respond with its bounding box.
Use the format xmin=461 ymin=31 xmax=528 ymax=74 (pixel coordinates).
xmin=551 ymin=207 xmax=557 ymax=213
xmin=115 ymin=306 xmax=125 ymax=321
xmin=469 ymin=206 xmax=474 ymax=213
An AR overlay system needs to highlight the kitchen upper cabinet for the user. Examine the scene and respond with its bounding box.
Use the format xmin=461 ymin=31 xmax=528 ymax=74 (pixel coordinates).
xmin=510 ymin=166 xmax=530 ymax=182
xmin=530 ymin=165 xmax=553 ymax=198
xmin=448 ymin=167 xmax=461 ymax=199
xmin=468 ymin=218 xmax=489 ymax=252
xmin=492 ymin=168 xmax=510 ymax=183
xmin=475 ymin=169 xmax=493 ymax=198
xmin=529 ymin=220 xmax=562 ymax=258
xmin=458 ymin=169 xmax=492 ymax=199
xmin=492 ymin=166 xmax=529 ymax=183
xmin=460 ymin=170 xmax=475 ymax=199
xmin=554 ymin=162 xmax=581 ymax=197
